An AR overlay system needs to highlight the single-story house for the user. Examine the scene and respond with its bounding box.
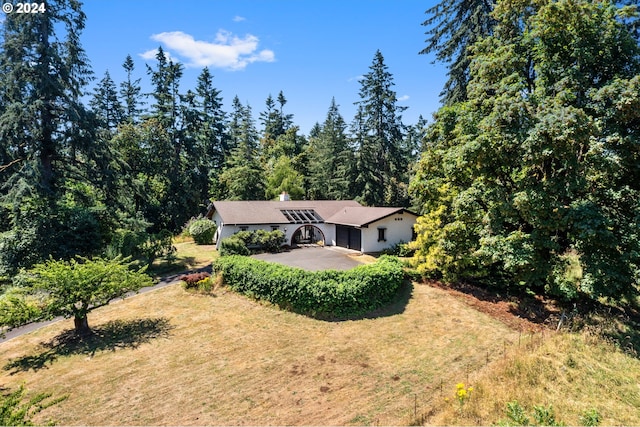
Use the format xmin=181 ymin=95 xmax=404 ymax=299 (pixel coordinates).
xmin=206 ymin=194 xmax=418 ymax=253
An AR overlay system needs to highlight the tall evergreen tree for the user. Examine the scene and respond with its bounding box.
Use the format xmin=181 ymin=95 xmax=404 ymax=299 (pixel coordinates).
xmin=307 ymin=98 xmax=354 ymax=200
xmin=90 ymin=71 xmax=124 ymax=132
xmin=0 ymin=0 xmax=110 ymax=273
xmin=146 ymin=47 xmax=183 ymax=136
xmin=120 ymin=54 xmax=143 ymax=123
xmin=0 ymin=0 xmax=94 ymax=196
xmin=220 ymin=97 xmax=264 ymax=200
xmin=195 ymin=67 xmax=227 ymax=200
xmin=259 ymin=94 xmax=280 ymax=139
xmin=420 ymin=0 xmax=496 ymax=104
xmin=353 ymin=50 xmax=409 ymax=206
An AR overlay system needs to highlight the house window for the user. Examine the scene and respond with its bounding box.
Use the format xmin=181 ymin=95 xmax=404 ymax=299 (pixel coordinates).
xmin=378 ymin=227 xmax=387 ymax=242
xmin=271 ymin=225 xmax=280 ymax=231
xmin=239 ymin=226 xmax=248 ymax=232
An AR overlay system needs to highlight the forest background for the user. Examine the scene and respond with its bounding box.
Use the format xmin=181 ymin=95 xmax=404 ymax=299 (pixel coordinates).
xmin=1 ymin=0 xmax=640 ymax=306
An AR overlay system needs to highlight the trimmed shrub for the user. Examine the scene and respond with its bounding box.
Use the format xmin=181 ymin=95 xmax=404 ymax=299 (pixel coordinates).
xmin=213 ymin=255 xmax=404 ymax=318
xmin=254 ymin=229 xmax=285 ymax=252
xmin=188 ymin=219 xmax=217 ymax=245
xmin=219 ymin=229 xmax=285 ymax=255
xmin=219 ymin=237 xmax=250 ymax=256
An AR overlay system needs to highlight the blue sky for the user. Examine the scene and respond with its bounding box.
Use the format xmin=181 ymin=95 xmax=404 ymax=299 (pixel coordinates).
xmin=81 ymin=0 xmax=445 ymax=135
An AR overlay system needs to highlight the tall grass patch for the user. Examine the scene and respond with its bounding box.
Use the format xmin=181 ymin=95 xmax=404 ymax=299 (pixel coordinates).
xmin=425 ymin=331 xmax=640 ymax=425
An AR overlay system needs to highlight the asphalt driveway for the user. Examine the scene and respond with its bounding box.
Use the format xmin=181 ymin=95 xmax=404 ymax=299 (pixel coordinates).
xmin=251 ymin=246 xmax=364 ymax=271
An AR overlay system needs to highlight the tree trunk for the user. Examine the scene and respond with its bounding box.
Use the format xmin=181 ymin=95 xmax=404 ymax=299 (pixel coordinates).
xmin=74 ymin=315 xmax=92 ymax=337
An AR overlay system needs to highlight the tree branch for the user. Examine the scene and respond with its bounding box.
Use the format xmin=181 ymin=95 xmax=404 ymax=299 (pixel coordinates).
xmin=0 ymin=158 xmax=23 ymax=173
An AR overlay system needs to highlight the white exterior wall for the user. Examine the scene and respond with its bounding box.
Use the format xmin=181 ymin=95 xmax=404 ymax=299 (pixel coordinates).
xmin=360 ymin=213 xmax=417 ymax=253
xmin=211 ymin=211 xmax=335 ymax=249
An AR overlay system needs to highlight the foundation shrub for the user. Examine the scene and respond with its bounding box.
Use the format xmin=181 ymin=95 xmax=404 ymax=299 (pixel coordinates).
xmin=213 ymin=255 xmax=403 ymax=317
xmin=219 ymin=237 xmax=250 ymax=256
xmin=219 ymin=230 xmax=285 ymax=255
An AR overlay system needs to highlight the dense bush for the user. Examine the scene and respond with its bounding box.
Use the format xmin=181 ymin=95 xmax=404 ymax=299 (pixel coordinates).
xmin=179 ymin=271 xmax=214 ymax=292
xmin=382 ymin=241 xmax=415 ymax=257
xmin=213 ymin=255 xmax=404 ymax=318
xmin=219 ymin=237 xmax=250 ymax=256
xmin=106 ymin=228 xmax=175 ymax=264
xmin=187 ymin=219 xmax=217 ymax=245
xmin=253 ymin=229 xmax=285 ymax=252
xmin=219 ymin=229 xmax=285 ymax=256
xmin=178 ymin=272 xmax=211 ymax=287
xmin=0 ymin=202 xmax=106 ymax=276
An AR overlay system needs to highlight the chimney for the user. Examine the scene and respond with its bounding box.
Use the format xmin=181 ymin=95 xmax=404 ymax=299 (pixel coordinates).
xmin=279 ymin=191 xmax=290 ymax=201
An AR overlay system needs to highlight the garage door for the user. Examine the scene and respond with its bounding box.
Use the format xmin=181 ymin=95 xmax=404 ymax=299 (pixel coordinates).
xmin=336 ymin=225 xmax=361 ymax=250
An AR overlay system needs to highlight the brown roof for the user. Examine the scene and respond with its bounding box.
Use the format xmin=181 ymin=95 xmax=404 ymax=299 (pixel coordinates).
xmin=324 ymin=207 xmax=418 ymax=227
xmin=210 ymin=200 xmax=363 ymax=225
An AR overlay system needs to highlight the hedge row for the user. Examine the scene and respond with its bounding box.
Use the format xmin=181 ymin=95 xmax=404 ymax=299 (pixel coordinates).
xmin=212 ymin=255 xmax=404 ymax=318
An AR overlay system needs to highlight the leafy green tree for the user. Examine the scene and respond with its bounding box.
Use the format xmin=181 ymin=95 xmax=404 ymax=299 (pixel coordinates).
xmin=1 ymin=256 xmax=153 ymax=336
xmin=420 ymin=0 xmax=496 ymax=104
xmin=353 ymin=50 xmax=410 ymax=206
xmin=265 ymin=155 xmax=305 ymax=200
xmin=410 ymin=0 xmax=640 ymax=302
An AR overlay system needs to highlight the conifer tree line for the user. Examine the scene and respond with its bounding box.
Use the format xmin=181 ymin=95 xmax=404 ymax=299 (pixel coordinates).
xmin=2 ymin=0 xmax=639 ymax=304
xmin=0 ymin=1 xmax=418 ymax=275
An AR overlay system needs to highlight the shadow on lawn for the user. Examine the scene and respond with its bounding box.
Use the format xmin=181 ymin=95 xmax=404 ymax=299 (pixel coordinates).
xmin=326 ymin=280 xmax=414 ymax=322
xmin=4 ymin=317 xmax=173 ymax=374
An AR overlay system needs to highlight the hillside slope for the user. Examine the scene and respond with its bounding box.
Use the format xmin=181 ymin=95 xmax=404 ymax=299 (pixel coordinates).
xmin=0 ymin=279 xmax=638 ymax=425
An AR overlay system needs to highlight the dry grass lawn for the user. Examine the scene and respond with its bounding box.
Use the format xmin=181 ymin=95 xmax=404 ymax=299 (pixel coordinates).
xmin=3 ymin=240 xmax=639 ymax=426
xmin=0 ymin=279 xmax=519 ymax=426
xmin=148 ymin=240 xmax=217 ymax=277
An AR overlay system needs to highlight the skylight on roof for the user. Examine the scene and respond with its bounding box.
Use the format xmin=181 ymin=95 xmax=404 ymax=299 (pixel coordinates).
xmin=280 ymin=209 xmax=323 ymax=223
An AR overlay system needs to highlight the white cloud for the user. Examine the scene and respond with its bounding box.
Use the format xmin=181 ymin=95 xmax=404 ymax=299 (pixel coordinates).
xmin=348 ymin=75 xmax=364 ymax=82
xmin=139 ymin=48 xmax=179 ymax=63
xmin=145 ymin=30 xmax=275 ymax=71
xmin=398 ymin=95 xmax=410 ymax=102
xmin=233 ymin=15 xmax=246 ymax=22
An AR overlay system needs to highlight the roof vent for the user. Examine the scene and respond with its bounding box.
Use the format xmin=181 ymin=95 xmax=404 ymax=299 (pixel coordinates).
xmin=279 ymin=191 xmax=290 ymax=201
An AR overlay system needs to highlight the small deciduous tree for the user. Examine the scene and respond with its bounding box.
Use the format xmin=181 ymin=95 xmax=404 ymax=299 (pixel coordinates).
xmin=1 ymin=257 xmax=154 ymax=337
